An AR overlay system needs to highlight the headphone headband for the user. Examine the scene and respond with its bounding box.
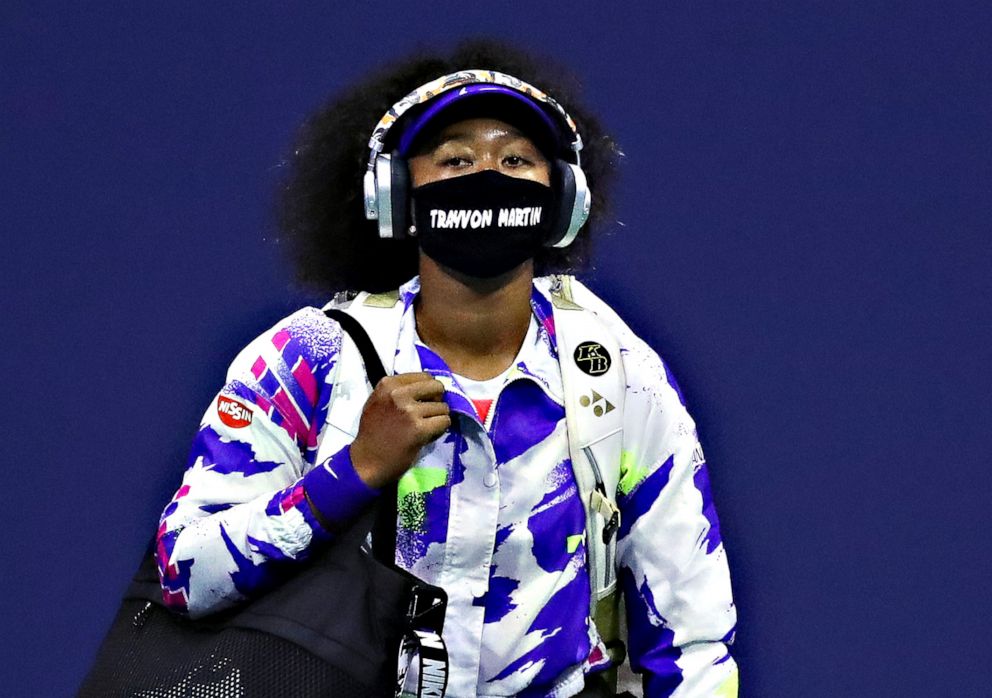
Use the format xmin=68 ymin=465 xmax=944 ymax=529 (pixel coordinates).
xmin=365 ymin=69 xmax=583 ymax=172
xmin=394 ymin=84 xmax=563 ymax=158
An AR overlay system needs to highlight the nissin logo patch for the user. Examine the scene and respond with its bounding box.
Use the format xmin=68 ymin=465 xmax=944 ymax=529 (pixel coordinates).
xmin=217 ymin=396 xmax=253 ymax=428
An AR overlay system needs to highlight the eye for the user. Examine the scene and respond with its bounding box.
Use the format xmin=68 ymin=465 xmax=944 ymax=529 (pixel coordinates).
xmin=502 ymin=155 xmax=529 ymax=167
xmin=440 ymin=155 xmax=472 ymax=167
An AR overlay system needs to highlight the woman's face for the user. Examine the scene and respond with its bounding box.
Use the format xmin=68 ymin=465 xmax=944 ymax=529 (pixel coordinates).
xmin=408 ymin=117 xmax=552 ymax=188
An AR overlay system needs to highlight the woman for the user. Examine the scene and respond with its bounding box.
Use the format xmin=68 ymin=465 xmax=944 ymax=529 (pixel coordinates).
xmin=156 ymin=39 xmax=738 ymax=697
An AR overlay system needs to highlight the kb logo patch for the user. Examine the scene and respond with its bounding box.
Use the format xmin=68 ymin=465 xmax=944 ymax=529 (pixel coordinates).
xmin=573 ymin=341 xmax=611 ymax=376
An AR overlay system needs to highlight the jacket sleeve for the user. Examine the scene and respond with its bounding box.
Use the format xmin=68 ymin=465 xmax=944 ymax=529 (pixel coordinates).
xmin=614 ymin=334 xmax=739 ymax=697
xmin=565 ymin=277 xmax=738 ymax=695
xmin=155 ymin=307 xmax=380 ymax=618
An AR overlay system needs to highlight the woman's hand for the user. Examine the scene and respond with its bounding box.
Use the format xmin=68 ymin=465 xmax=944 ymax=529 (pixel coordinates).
xmin=349 ymin=372 xmax=451 ymax=489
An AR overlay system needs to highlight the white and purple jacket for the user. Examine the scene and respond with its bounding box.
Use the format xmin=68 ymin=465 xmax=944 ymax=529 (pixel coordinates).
xmin=157 ymin=276 xmax=738 ymax=697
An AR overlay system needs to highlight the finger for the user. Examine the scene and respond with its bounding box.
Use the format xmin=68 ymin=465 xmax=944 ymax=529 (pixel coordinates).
xmin=388 ymin=371 xmax=434 ymax=385
xmin=421 ymin=414 xmax=452 ymax=440
xmin=411 ymin=400 xmax=450 ymax=419
xmin=392 ymin=379 xmax=445 ymax=405
xmin=405 ymin=378 xmax=446 ymax=402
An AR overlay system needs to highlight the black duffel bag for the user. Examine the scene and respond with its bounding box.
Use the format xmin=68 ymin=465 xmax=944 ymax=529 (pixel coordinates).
xmin=79 ymin=309 xmax=448 ymax=698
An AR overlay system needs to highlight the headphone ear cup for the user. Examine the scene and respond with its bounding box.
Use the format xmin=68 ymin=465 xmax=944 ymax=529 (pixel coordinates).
xmin=546 ymin=160 xmax=590 ymax=248
xmin=545 ymin=160 xmax=576 ymax=247
xmin=372 ymin=154 xmax=411 ymax=240
xmin=390 ymin=156 xmax=410 ymax=240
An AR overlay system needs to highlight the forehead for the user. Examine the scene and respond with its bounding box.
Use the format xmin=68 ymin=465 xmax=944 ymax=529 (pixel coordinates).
xmin=415 ymin=118 xmax=542 ymax=152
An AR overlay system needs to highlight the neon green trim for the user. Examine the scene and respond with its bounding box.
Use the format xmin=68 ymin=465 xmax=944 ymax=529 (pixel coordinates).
xmin=566 ymin=534 xmax=584 ymax=553
xmin=618 ymin=449 xmax=650 ymax=496
xmin=716 ymin=667 xmax=739 ymax=697
xmin=397 ymin=466 xmax=448 ymax=500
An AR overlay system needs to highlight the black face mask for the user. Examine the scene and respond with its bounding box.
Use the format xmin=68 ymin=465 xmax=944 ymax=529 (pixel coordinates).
xmin=411 ymin=169 xmax=554 ymax=279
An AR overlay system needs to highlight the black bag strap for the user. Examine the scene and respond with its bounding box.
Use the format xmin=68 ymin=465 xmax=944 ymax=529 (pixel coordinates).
xmin=323 ymin=308 xmax=387 ymax=386
xmin=323 ymin=308 xmax=397 ymax=566
xmin=324 ymin=307 xmax=448 ymax=697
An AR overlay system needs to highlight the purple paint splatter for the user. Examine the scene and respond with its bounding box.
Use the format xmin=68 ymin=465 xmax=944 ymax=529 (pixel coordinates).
xmin=191 ymin=425 xmax=283 ymax=477
xmin=618 ymin=454 xmax=675 ymax=539
xmin=494 ymin=523 xmax=513 ymax=552
xmin=529 ymin=286 xmax=558 ymax=359
xmin=491 ymin=381 xmax=564 ymax=465
xmin=692 ymin=462 xmax=723 ymax=554
xmin=476 ymin=575 xmax=519 ymax=624
xmin=247 ymin=534 xmax=293 ymax=562
xmin=219 ymin=523 xmax=284 ymax=597
xmin=488 ymin=568 xmax=590 ymax=693
xmin=526 ymin=458 xmax=583 ymax=573
xmin=619 ymin=566 xmax=683 ymax=696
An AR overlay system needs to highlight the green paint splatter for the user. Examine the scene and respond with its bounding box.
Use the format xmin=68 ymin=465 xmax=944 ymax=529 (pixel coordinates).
xmin=397 ymin=466 xmax=447 ymax=500
xmin=566 ymin=534 xmax=584 ymax=553
xmin=397 ymin=466 xmax=448 ymax=531
xmin=618 ymin=450 xmax=650 ymax=496
xmin=398 ymin=493 xmax=426 ymax=531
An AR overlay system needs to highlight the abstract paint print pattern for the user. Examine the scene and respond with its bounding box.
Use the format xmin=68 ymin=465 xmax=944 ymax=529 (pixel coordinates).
xmin=156 ymin=276 xmax=738 ymax=696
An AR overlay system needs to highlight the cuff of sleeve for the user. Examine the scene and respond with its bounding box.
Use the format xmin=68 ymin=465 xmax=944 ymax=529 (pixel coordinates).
xmin=302 ymin=444 xmax=380 ymax=535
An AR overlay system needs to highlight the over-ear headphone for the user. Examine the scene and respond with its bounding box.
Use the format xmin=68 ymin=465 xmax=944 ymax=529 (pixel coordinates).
xmin=362 ymin=70 xmax=591 ymax=249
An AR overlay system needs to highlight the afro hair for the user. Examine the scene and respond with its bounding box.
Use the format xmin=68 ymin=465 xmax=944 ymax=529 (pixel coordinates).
xmin=276 ymin=38 xmax=621 ymax=294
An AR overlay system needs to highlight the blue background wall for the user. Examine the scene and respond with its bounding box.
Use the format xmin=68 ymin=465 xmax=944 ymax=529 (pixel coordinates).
xmin=1 ymin=3 xmax=988 ymax=696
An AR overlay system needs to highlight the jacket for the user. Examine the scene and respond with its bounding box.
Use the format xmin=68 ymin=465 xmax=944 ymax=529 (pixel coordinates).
xmin=156 ymin=275 xmax=739 ymax=697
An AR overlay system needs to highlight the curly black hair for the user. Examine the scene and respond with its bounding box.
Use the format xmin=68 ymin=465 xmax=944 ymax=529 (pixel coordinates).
xmin=276 ymin=38 xmax=621 ymax=294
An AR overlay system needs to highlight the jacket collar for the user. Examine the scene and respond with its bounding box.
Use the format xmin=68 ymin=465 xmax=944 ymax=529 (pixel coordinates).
xmin=393 ymin=276 xmax=564 ymax=422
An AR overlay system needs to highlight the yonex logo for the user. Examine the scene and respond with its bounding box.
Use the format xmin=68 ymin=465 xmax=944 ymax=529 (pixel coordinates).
xmin=573 ymin=341 xmax=611 ymax=376
xmin=579 ymin=390 xmax=614 ymax=417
